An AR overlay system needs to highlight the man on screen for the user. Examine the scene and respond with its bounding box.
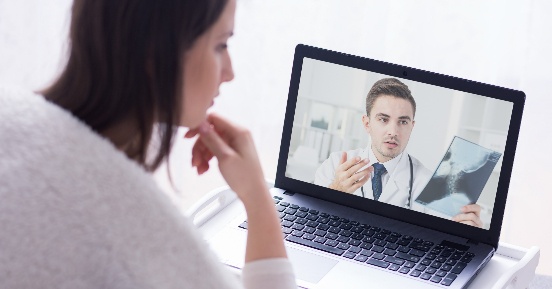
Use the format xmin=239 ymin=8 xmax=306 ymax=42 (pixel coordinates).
xmin=314 ymin=78 xmax=482 ymax=227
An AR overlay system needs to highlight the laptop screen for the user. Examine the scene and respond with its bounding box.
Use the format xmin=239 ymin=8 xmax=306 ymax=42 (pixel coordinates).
xmin=283 ymin=56 xmax=514 ymax=231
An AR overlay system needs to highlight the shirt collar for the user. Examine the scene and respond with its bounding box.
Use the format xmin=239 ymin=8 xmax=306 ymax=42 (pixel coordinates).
xmin=366 ymin=145 xmax=404 ymax=174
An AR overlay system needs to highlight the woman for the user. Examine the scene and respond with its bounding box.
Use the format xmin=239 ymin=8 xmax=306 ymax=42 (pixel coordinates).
xmin=0 ymin=0 xmax=296 ymax=288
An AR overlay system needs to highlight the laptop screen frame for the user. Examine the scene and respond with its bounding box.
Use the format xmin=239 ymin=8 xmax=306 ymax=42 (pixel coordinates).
xmin=275 ymin=44 xmax=525 ymax=248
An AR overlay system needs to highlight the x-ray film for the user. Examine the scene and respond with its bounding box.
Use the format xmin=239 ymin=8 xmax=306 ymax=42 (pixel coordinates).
xmin=415 ymin=136 xmax=502 ymax=217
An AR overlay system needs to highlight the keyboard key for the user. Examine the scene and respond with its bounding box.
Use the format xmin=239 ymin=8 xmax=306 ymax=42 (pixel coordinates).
xmin=460 ymin=256 xmax=473 ymax=263
xmin=303 ymin=227 xmax=315 ymax=234
xmin=425 ymin=253 xmax=437 ymax=260
xmin=276 ymin=205 xmax=286 ymax=212
xmin=325 ymin=233 xmax=338 ymax=240
xmin=306 ymin=214 xmax=319 ymax=221
xmin=415 ymin=264 xmax=427 ymax=271
xmin=339 ymin=230 xmax=353 ymax=237
xmin=399 ymin=267 xmax=410 ymax=274
xmin=426 ymin=267 xmax=437 ymax=274
xmin=291 ymin=223 xmax=304 ymax=231
xmin=337 ymin=243 xmax=351 ymax=250
xmin=384 ymin=256 xmax=405 ymax=265
xmin=337 ymin=236 xmax=350 ymax=243
xmin=295 ymin=211 xmax=308 ymax=218
xmin=397 ymin=246 xmax=410 ymax=253
xmin=420 ymin=272 xmax=432 ymax=280
xmin=239 ymin=221 xmax=248 ymax=229
xmin=291 ymin=230 xmax=304 ymax=237
xmin=395 ymin=252 xmax=420 ymax=262
xmin=451 ymin=262 xmax=467 ymax=274
xmin=372 ymin=253 xmax=385 ymax=260
xmin=284 ymin=208 xmax=297 ymax=215
xmin=388 ymin=264 xmax=400 ymax=271
xmin=314 ymin=229 xmax=326 ymax=236
xmin=431 ymin=261 xmax=443 ymax=269
xmin=298 ymin=206 xmax=309 ymax=212
xmin=371 ymin=245 xmax=384 ymax=253
xmin=441 ymin=273 xmax=457 ymax=286
xmin=309 ymin=209 xmax=319 ymax=215
xmin=410 ymin=270 xmax=421 ymax=277
xmin=441 ymin=264 xmax=452 ymax=271
xmin=351 ymin=233 xmax=363 ymax=240
xmin=348 ymin=246 xmax=361 ymax=253
xmin=430 ymin=276 xmax=442 ymax=283
xmin=282 ymin=227 xmax=292 ymax=234
xmin=367 ymin=258 xmax=390 ymax=269
xmin=302 ymin=234 xmax=315 ymax=240
xmin=374 ymin=240 xmax=387 ymax=247
xmin=446 ymin=259 xmax=457 ymax=266
xmin=343 ymin=252 xmax=356 ymax=259
xmin=354 ymin=255 xmax=368 ymax=262
xmin=318 ymin=217 xmax=330 ymax=224
xmin=409 ymin=249 xmax=425 ymax=257
xmin=421 ymin=259 xmax=431 ymax=266
xmin=349 ymin=239 xmax=361 ymax=246
xmin=284 ymin=215 xmax=297 ymax=222
xmin=296 ymin=218 xmax=307 ymax=225
xmin=403 ymin=261 xmax=415 ymax=268
xmin=317 ymin=224 xmax=330 ymax=231
xmin=282 ymin=220 xmax=293 ymax=227
xmin=383 ymin=249 xmax=397 ymax=256
xmin=436 ymin=270 xmax=447 ymax=277
xmin=360 ymin=242 xmax=373 ymax=250
xmin=289 ymin=204 xmax=299 ymax=209
xmin=325 ymin=240 xmax=339 ymax=247
xmin=286 ymin=235 xmax=344 ymax=255
xmin=360 ymin=249 xmax=374 ymax=257
xmin=328 ymin=227 xmax=341 ymax=234
xmin=314 ymin=236 xmax=327 ymax=244
xmin=306 ymin=221 xmax=318 ymax=227
xmin=386 ymin=243 xmax=399 ymax=250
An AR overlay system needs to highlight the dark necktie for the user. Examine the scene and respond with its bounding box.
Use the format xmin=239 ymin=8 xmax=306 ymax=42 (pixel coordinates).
xmin=372 ymin=163 xmax=387 ymax=201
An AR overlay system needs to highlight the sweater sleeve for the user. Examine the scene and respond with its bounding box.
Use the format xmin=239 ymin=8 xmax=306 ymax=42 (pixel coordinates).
xmin=242 ymin=258 xmax=297 ymax=289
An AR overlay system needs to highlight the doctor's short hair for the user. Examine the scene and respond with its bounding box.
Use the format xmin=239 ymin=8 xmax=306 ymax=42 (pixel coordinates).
xmin=365 ymin=78 xmax=416 ymax=118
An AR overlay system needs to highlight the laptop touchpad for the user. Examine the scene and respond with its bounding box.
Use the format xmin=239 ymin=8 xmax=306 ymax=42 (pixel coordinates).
xmin=286 ymin=246 xmax=338 ymax=284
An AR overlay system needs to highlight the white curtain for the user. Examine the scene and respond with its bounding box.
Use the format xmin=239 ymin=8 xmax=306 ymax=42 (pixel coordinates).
xmin=1 ymin=0 xmax=551 ymax=275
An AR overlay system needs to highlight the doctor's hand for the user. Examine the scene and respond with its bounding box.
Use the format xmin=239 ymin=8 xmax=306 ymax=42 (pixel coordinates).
xmin=328 ymin=152 xmax=374 ymax=194
xmin=452 ymin=204 xmax=483 ymax=228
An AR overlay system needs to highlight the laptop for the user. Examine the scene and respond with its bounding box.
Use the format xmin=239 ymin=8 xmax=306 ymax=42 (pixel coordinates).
xmin=201 ymin=44 xmax=525 ymax=289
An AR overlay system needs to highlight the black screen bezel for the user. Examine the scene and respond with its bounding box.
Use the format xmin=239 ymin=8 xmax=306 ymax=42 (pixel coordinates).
xmin=275 ymin=44 xmax=525 ymax=248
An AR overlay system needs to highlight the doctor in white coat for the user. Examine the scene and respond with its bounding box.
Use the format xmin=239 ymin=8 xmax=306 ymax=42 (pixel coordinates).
xmin=314 ymin=78 xmax=483 ymax=227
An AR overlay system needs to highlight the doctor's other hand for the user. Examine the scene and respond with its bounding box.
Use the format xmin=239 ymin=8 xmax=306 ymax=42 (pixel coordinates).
xmin=452 ymin=204 xmax=483 ymax=228
xmin=328 ymin=152 xmax=373 ymax=194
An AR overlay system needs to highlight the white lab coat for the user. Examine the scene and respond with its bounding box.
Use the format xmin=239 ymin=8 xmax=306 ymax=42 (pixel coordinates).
xmin=314 ymin=147 xmax=433 ymax=211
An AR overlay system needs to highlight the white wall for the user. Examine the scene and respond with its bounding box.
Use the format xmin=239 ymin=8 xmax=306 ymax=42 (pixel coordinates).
xmin=2 ymin=0 xmax=551 ymax=275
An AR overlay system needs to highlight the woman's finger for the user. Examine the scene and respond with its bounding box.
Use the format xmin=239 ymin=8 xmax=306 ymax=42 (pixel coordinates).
xmin=198 ymin=121 xmax=234 ymax=159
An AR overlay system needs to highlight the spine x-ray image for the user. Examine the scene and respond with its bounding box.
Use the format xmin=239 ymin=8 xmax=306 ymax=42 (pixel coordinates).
xmin=415 ymin=136 xmax=502 ymax=217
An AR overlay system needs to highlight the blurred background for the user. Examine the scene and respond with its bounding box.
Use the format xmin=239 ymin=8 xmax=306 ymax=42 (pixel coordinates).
xmin=1 ymin=0 xmax=551 ymax=275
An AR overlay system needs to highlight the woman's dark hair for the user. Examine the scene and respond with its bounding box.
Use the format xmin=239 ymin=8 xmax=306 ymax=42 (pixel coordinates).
xmin=43 ymin=0 xmax=228 ymax=172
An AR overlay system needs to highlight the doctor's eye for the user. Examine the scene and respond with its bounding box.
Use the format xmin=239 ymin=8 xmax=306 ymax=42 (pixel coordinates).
xmin=399 ymin=120 xmax=409 ymax=125
xmin=378 ymin=117 xmax=388 ymax=123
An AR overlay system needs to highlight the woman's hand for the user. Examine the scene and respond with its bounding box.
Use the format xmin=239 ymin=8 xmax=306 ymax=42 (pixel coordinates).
xmin=186 ymin=113 xmax=287 ymax=262
xmin=185 ymin=113 xmax=266 ymax=204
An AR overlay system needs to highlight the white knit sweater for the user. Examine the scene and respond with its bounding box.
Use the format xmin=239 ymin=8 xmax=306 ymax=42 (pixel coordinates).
xmin=0 ymin=87 xmax=296 ymax=289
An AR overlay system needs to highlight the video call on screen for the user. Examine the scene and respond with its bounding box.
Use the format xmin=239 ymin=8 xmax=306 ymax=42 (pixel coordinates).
xmin=285 ymin=58 xmax=513 ymax=230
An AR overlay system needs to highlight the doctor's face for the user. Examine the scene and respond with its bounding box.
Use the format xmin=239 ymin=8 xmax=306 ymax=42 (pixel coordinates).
xmin=363 ymin=94 xmax=415 ymax=163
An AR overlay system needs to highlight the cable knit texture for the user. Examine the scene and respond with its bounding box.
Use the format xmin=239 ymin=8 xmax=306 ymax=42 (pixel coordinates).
xmin=0 ymin=87 xmax=296 ymax=289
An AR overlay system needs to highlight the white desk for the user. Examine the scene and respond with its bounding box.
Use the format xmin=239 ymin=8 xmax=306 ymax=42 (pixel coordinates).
xmin=189 ymin=185 xmax=539 ymax=289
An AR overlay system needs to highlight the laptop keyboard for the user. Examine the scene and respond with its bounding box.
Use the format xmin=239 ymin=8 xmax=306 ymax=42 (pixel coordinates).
xmin=238 ymin=196 xmax=476 ymax=287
